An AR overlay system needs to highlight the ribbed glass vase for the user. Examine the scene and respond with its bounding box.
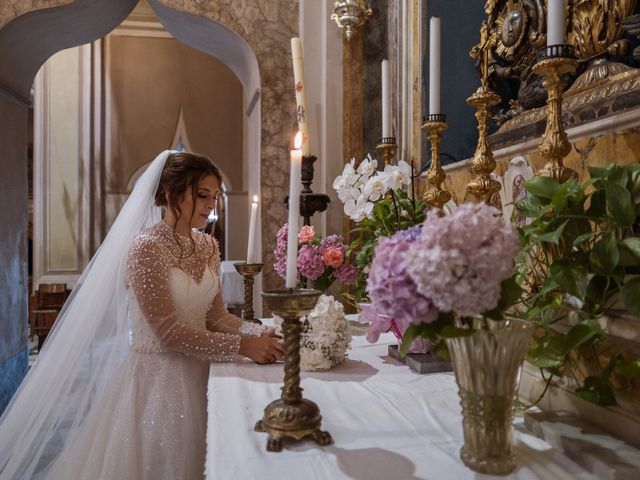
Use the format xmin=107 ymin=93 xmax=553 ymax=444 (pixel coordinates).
xmin=445 ymin=318 xmax=533 ymax=475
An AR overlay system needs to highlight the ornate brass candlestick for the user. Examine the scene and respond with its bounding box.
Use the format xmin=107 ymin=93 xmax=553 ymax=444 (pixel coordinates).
xmin=375 ymin=136 xmax=398 ymax=166
xmin=255 ymin=288 xmax=332 ymax=452
xmin=466 ymin=86 xmax=502 ymax=205
xmin=533 ymin=45 xmax=578 ymax=183
xmin=421 ymin=114 xmax=451 ymax=209
xmin=233 ymin=262 xmax=263 ymax=324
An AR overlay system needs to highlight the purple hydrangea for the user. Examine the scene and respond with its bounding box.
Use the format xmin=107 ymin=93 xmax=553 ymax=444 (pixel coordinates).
xmin=405 ymin=203 xmax=520 ymax=318
xmin=366 ymin=227 xmax=438 ymax=326
xmin=334 ymin=263 xmax=358 ymax=284
xmin=321 ymin=234 xmax=347 ymax=253
xmin=297 ymin=244 xmax=325 ymax=280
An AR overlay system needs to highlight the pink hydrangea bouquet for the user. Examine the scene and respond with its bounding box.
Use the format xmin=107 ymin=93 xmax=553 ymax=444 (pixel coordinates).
xmin=274 ymin=223 xmax=358 ymax=291
xmin=365 ymin=203 xmax=522 ymax=357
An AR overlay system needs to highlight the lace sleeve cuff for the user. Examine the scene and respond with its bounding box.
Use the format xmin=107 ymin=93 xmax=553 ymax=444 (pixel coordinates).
xmin=239 ymin=321 xmax=268 ymax=337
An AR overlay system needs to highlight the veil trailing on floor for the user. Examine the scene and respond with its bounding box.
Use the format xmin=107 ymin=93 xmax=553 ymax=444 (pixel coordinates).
xmin=0 ymin=150 xmax=174 ymax=480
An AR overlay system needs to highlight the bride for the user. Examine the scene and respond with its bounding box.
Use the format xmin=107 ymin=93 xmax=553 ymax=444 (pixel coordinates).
xmin=0 ymin=151 xmax=283 ymax=479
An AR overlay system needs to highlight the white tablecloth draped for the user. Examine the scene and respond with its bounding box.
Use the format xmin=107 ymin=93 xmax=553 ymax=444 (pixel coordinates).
xmin=206 ymin=329 xmax=594 ymax=480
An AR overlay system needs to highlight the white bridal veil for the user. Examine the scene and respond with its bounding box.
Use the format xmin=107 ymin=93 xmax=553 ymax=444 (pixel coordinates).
xmin=0 ymin=150 xmax=174 ymax=480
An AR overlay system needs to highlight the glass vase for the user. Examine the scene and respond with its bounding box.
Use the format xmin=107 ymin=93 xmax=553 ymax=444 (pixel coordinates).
xmin=445 ymin=318 xmax=533 ymax=475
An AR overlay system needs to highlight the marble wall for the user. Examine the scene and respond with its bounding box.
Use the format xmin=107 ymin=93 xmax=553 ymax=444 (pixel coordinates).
xmin=155 ymin=0 xmax=299 ymax=292
xmin=0 ymin=94 xmax=28 ymax=414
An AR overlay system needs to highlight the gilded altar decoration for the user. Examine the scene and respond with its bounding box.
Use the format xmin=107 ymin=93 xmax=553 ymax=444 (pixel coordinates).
xmin=331 ymin=0 xmax=372 ymax=40
xmin=568 ymin=0 xmax=636 ymax=90
xmin=478 ymin=0 xmax=639 ymax=122
xmin=467 ymin=21 xmax=504 ymax=205
xmin=422 ymin=115 xmax=452 ymax=210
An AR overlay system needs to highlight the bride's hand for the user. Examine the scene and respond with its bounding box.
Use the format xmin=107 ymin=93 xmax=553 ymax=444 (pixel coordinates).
xmin=238 ymin=336 xmax=284 ymax=364
xmin=260 ymin=327 xmax=281 ymax=339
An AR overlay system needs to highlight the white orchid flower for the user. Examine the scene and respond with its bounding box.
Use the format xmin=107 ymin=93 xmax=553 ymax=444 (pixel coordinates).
xmin=345 ymin=194 xmax=374 ymax=222
xmin=357 ymin=155 xmax=378 ymax=179
xmin=383 ymin=160 xmax=412 ymax=190
xmin=363 ymin=173 xmax=389 ymax=202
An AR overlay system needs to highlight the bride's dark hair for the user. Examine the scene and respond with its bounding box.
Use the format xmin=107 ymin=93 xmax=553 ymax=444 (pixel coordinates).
xmin=154 ymin=152 xmax=222 ymax=222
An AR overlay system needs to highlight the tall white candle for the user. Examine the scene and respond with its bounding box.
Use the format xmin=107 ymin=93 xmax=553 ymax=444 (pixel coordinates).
xmin=381 ymin=59 xmax=392 ymax=138
xmin=291 ymin=38 xmax=310 ymax=155
xmin=429 ymin=16 xmax=441 ymax=115
xmin=286 ymin=132 xmax=303 ymax=288
xmin=547 ymin=0 xmax=566 ymax=46
xmin=246 ymin=195 xmax=258 ymax=263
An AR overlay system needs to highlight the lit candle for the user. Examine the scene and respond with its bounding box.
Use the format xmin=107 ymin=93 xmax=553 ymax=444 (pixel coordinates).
xmin=291 ymin=38 xmax=310 ymax=155
xmin=286 ymin=132 xmax=303 ymax=288
xmin=429 ymin=16 xmax=441 ymax=115
xmin=381 ymin=59 xmax=392 ymax=138
xmin=547 ymin=0 xmax=566 ymax=46
xmin=246 ymin=195 xmax=258 ymax=263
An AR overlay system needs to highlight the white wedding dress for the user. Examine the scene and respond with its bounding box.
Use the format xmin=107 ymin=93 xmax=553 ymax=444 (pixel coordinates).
xmin=45 ymin=222 xmax=264 ymax=480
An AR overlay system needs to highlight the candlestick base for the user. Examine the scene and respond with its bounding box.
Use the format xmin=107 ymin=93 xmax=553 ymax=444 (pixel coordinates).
xmin=375 ymin=137 xmax=399 ymax=166
xmin=255 ymin=288 xmax=332 ymax=452
xmin=421 ymin=115 xmax=451 ymax=210
xmin=233 ymin=262 xmax=263 ymax=324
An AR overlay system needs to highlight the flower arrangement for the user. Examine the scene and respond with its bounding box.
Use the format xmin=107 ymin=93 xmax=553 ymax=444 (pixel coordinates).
xmin=273 ymin=294 xmax=352 ymax=371
xmin=333 ymin=154 xmax=427 ymax=301
xmin=274 ymin=224 xmax=357 ymax=291
xmin=364 ymin=203 xmax=522 ymax=357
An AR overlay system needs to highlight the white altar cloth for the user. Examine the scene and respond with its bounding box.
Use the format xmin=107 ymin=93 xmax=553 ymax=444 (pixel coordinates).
xmin=206 ymin=330 xmax=594 ymax=479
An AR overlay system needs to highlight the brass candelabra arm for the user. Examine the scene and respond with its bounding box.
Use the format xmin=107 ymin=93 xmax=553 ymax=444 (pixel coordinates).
xmin=421 ymin=115 xmax=451 ymax=210
xmin=233 ymin=262 xmax=263 ymax=324
xmin=375 ymin=137 xmax=399 ymax=166
xmin=533 ymin=45 xmax=579 ymax=184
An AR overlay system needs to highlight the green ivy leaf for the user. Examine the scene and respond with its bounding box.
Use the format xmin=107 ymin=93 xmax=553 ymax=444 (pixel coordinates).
xmin=515 ymin=195 xmax=547 ymax=218
xmin=622 ymin=278 xmax=640 ymax=316
xmin=588 ymin=165 xmax=615 ymax=179
xmin=536 ymin=220 xmax=569 ymax=244
xmin=551 ymin=179 xmax=583 ymax=212
xmin=589 ymin=233 xmax=620 ymax=275
xmin=604 ymin=182 xmax=635 ymax=227
xmin=527 ymin=333 xmax=566 ymax=368
xmin=586 ymin=189 xmax=606 ymax=218
xmin=550 ymin=260 xmax=588 ymax=300
xmin=583 ymin=275 xmax=610 ymax=311
xmin=621 ymin=238 xmax=640 ymax=260
xmin=563 ymin=320 xmax=603 ymax=354
xmin=525 ymin=176 xmax=561 ymax=199
xmin=575 ymin=376 xmax=617 ymax=406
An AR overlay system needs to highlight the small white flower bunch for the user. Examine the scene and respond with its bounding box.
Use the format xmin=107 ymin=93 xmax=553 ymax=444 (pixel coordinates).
xmin=272 ymin=294 xmax=352 ymax=371
xmin=332 ymin=154 xmax=412 ymax=222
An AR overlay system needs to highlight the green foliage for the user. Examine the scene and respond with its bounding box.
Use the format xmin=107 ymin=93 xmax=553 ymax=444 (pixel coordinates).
xmin=347 ymin=189 xmax=427 ymax=301
xmin=515 ymin=163 xmax=640 ymax=406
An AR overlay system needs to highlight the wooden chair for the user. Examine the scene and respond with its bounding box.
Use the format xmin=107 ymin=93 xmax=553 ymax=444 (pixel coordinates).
xmin=30 ymin=283 xmax=69 ymax=349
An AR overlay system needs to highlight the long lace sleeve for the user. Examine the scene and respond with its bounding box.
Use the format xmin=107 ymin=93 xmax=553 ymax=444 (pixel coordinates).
xmin=205 ymin=243 xmax=266 ymax=337
xmin=126 ymin=235 xmax=242 ymax=361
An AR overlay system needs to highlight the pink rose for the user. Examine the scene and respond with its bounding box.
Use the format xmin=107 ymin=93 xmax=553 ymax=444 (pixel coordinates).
xmin=298 ymin=225 xmax=316 ymax=244
xmin=322 ymin=246 xmax=344 ymax=268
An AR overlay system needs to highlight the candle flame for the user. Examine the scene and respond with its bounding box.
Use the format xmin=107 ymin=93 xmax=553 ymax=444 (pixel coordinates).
xmin=294 ymin=131 xmax=303 ymax=150
xmin=252 ymin=195 xmax=259 ymax=203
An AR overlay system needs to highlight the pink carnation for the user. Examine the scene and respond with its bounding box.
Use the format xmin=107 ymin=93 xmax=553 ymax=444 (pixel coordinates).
xmin=322 ymin=246 xmax=344 ymax=268
xmin=298 ymin=225 xmax=316 ymax=244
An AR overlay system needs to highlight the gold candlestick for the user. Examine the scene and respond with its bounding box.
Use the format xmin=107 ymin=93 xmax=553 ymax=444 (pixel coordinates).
xmin=234 ymin=262 xmax=263 ymax=324
xmin=375 ymin=136 xmax=399 ymax=166
xmin=533 ymin=45 xmax=578 ymax=183
xmin=421 ymin=114 xmax=451 ymax=210
xmin=466 ymin=86 xmax=502 ymax=205
xmin=255 ymin=288 xmax=332 ymax=452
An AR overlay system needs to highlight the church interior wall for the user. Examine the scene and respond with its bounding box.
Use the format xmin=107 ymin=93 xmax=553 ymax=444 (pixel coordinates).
xmin=0 ymin=95 xmax=29 ymax=414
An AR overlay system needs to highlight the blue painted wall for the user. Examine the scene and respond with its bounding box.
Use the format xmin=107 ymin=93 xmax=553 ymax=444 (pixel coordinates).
xmin=423 ymin=0 xmax=486 ymax=167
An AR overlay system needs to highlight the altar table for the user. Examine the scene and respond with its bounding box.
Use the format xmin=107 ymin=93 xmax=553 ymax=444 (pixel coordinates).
xmin=206 ymin=328 xmax=595 ymax=479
